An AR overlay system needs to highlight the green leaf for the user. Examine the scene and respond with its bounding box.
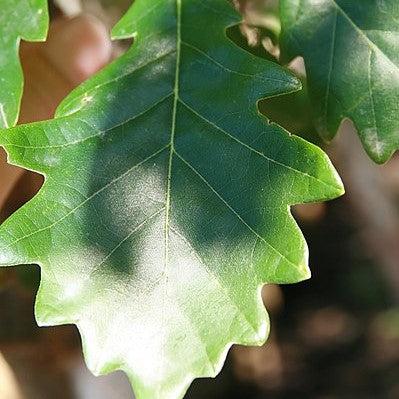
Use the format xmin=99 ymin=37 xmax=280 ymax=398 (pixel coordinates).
xmin=279 ymin=0 xmax=399 ymax=163
xmin=0 ymin=0 xmax=343 ymax=398
xmin=0 ymin=0 xmax=49 ymax=128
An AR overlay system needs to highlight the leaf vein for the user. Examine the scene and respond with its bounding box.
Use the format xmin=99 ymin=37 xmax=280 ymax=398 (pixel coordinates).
xmin=178 ymin=99 xmax=338 ymax=190
xmin=174 ymin=151 xmax=297 ymax=269
xmin=6 ymin=145 xmax=170 ymax=247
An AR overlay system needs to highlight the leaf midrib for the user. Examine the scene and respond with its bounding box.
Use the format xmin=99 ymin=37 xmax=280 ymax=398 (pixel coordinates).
xmin=163 ymin=0 xmax=181 ymax=286
xmin=157 ymin=0 xmax=182 ymax=380
xmin=162 ymin=0 xmax=301 ymax=282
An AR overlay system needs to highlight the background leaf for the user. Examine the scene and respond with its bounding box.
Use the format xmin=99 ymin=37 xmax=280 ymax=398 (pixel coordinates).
xmin=0 ymin=0 xmax=49 ymax=128
xmin=0 ymin=0 xmax=343 ymax=398
xmin=279 ymin=0 xmax=399 ymax=163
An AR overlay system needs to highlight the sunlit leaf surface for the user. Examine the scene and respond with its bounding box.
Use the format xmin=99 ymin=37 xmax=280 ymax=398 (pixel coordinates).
xmin=0 ymin=0 xmax=343 ymax=398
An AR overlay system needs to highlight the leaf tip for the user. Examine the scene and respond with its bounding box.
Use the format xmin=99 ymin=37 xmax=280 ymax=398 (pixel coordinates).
xmin=365 ymin=138 xmax=397 ymax=165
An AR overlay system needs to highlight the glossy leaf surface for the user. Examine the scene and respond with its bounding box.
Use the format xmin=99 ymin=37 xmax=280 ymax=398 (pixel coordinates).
xmin=0 ymin=0 xmax=49 ymax=128
xmin=280 ymin=0 xmax=399 ymax=163
xmin=0 ymin=0 xmax=343 ymax=398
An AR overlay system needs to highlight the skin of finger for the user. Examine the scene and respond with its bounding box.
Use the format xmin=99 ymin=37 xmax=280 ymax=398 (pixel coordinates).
xmin=19 ymin=14 xmax=113 ymax=123
xmin=0 ymin=353 xmax=23 ymax=399
xmin=42 ymin=15 xmax=113 ymax=86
